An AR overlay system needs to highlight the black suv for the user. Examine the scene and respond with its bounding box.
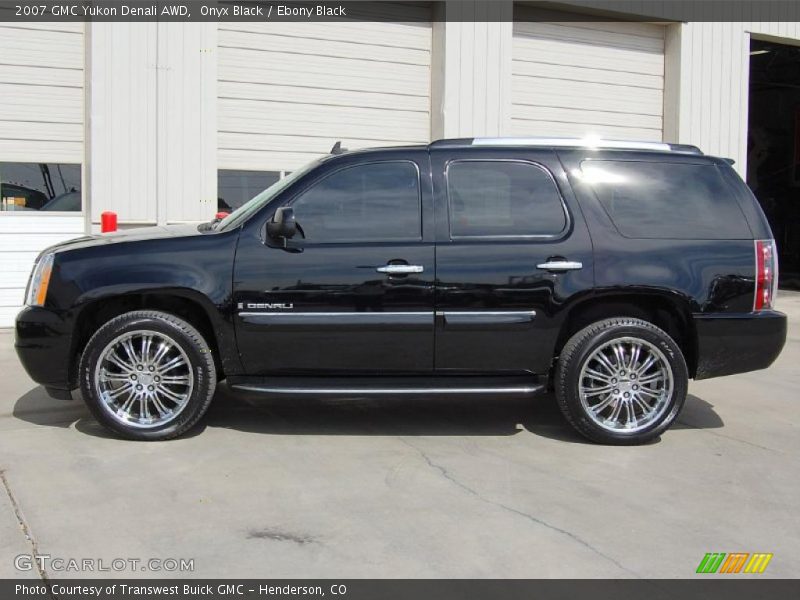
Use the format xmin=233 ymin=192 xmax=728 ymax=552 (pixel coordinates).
xmin=15 ymin=138 xmax=787 ymax=444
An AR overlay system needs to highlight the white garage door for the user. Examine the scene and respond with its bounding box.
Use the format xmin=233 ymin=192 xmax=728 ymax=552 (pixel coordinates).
xmin=218 ymin=6 xmax=432 ymax=173
xmin=0 ymin=23 xmax=85 ymax=327
xmin=511 ymin=20 xmax=665 ymax=141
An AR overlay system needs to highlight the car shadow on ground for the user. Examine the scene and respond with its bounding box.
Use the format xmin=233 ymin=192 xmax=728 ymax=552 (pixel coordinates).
xmin=12 ymin=383 xmax=724 ymax=444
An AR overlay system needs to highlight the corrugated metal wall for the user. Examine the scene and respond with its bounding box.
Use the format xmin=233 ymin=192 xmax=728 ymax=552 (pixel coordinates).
xmin=0 ymin=23 xmax=85 ymax=326
xmin=667 ymin=20 xmax=800 ymax=176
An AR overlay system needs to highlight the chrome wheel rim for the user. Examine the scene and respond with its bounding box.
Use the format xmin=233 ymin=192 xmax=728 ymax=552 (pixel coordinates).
xmin=94 ymin=329 xmax=194 ymax=429
xmin=578 ymin=336 xmax=673 ymax=434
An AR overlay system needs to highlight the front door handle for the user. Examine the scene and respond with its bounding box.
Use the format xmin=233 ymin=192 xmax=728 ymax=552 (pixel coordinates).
xmin=536 ymin=260 xmax=583 ymax=272
xmin=376 ymin=264 xmax=424 ymax=275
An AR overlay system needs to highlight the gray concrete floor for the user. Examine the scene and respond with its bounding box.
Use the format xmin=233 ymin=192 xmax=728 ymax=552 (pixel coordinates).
xmin=1 ymin=295 xmax=799 ymax=579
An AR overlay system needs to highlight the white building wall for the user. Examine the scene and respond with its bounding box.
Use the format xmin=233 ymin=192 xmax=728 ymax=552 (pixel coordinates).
xmin=89 ymin=22 xmax=217 ymax=228
xmin=432 ymin=1 xmax=513 ymax=138
xmin=666 ymin=20 xmax=800 ymax=178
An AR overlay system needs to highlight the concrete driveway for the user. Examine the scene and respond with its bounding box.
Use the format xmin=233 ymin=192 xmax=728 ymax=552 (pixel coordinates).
xmin=1 ymin=294 xmax=798 ymax=579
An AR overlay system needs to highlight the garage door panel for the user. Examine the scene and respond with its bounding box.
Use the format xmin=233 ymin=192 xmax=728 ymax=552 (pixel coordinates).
xmin=218 ymin=81 xmax=429 ymax=113
xmin=513 ymin=37 xmax=663 ymax=75
xmin=514 ymin=21 xmax=664 ymax=52
xmin=219 ymin=48 xmax=429 ymax=95
xmin=0 ymin=232 xmax=84 ymax=252
xmin=219 ymin=28 xmax=429 ymax=65
xmin=0 ymin=25 xmax=85 ymax=328
xmin=0 ymin=84 xmax=83 ymax=123
xmin=511 ymin=104 xmax=662 ymax=130
xmin=219 ymin=14 xmax=431 ymax=172
xmin=512 ymin=79 xmax=663 ymax=115
xmin=0 ymin=27 xmax=83 ymax=69
xmin=511 ymin=19 xmax=664 ymax=142
xmin=0 ymin=64 xmax=83 ymax=87
xmin=512 ymin=59 xmax=662 ymax=89
xmin=0 ymin=139 xmax=82 ymax=163
xmin=509 ymin=118 xmax=662 ymax=142
xmin=221 ymin=22 xmax=431 ymax=50
xmin=220 ymin=101 xmax=428 ymax=142
xmin=0 ymin=120 xmax=82 ymax=144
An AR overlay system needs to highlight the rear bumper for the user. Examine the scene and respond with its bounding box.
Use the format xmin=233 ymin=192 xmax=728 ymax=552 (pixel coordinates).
xmin=15 ymin=306 xmax=74 ymax=396
xmin=693 ymin=310 xmax=787 ymax=380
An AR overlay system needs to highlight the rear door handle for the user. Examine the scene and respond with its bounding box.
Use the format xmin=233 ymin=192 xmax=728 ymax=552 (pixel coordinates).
xmin=376 ymin=264 xmax=424 ymax=275
xmin=536 ymin=260 xmax=583 ymax=272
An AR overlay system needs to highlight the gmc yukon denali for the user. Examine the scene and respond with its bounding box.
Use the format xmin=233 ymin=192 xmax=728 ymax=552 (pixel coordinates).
xmin=15 ymin=138 xmax=787 ymax=444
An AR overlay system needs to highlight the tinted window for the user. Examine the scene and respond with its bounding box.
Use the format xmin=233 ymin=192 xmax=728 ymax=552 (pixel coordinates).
xmin=291 ymin=162 xmax=421 ymax=243
xmin=1 ymin=162 xmax=81 ymax=212
xmin=218 ymin=170 xmax=281 ymax=211
xmin=447 ymin=161 xmax=566 ymax=237
xmin=580 ymin=160 xmax=751 ymax=239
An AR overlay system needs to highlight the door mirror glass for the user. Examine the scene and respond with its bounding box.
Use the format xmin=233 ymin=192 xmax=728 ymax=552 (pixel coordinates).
xmin=266 ymin=206 xmax=298 ymax=241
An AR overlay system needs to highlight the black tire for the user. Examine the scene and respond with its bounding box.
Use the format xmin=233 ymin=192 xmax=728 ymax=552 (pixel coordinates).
xmin=555 ymin=317 xmax=688 ymax=445
xmin=78 ymin=310 xmax=217 ymax=440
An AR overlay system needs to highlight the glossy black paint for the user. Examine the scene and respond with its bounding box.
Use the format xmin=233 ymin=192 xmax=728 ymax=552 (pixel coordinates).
xmin=233 ymin=148 xmax=436 ymax=373
xmin=430 ymin=147 xmax=594 ymax=373
xmin=16 ymin=224 xmax=241 ymax=394
xmin=693 ymin=310 xmax=787 ymax=379
xmin=14 ymin=142 xmax=787 ymax=398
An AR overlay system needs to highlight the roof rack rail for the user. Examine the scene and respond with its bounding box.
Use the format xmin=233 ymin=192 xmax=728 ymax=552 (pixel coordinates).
xmin=431 ymin=137 xmax=703 ymax=155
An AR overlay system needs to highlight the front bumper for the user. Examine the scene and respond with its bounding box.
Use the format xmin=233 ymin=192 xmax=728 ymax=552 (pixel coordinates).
xmin=15 ymin=306 xmax=74 ymax=397
xmin=694 ymin=310 xmax=787 ymax=380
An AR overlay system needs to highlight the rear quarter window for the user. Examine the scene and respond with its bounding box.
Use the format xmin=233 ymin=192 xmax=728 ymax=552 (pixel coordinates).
xmin=579 ymin=160 xmax=752 ymax=240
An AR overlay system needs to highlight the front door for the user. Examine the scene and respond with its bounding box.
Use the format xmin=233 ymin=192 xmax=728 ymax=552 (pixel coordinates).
xmin=233 ymin=151 xmax=435 ymax=374
xmin=430 ymin=147 xmax=594 ymax=374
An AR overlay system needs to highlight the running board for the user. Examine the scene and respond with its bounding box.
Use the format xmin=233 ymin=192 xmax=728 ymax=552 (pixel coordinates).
xmin=227 ymin=376 xmax=546 ymax=396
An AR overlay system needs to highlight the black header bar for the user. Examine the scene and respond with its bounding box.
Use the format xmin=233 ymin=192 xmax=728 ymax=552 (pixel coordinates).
xmin=1 ymin=1 xmax=800 ymax=23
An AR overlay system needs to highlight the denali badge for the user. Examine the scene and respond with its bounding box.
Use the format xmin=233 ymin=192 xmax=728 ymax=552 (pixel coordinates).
xmin=246 ymin=303 xmax=294 ymax=310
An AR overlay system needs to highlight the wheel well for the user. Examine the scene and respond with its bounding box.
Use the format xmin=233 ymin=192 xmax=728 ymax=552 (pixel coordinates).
xmin=555 ymin=295 xmax=697 ymax=377
xmin=70 ymin=294 xmax=223 ymax=386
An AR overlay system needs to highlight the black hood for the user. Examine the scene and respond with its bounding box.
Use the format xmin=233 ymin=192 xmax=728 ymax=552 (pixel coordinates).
xmin=47 ymin=223 xmax=206 ymax=254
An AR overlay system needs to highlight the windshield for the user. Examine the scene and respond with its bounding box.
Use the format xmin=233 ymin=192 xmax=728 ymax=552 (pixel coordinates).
xmin=216 ymin=158 xmax=325 ymax=231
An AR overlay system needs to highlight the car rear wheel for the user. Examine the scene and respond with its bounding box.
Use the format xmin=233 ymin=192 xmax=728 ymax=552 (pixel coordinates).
xmin=555 ymin=317 xmax=688 ymax=445
xmin=78 ymin=310 xmax=217 ymax=440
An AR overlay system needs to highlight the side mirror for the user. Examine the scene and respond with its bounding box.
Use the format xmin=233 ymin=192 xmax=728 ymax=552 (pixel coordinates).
xmin=266 ymin=207 xmax=297 ymax=242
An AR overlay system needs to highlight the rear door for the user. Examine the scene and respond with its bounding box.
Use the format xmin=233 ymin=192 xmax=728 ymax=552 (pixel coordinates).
xmin=233 ymin=150 xmax=436 ymax=374
xmin=431 ymin=147 xmax=594 ymax=374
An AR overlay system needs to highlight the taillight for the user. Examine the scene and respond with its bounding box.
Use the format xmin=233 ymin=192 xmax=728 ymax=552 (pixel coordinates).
xmin=754 ymin=239 xmax=778 ymax=311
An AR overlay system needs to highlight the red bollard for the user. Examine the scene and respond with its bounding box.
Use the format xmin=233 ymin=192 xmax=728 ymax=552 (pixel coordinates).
xmin=101 ymin=211 xmax=117 ymax=233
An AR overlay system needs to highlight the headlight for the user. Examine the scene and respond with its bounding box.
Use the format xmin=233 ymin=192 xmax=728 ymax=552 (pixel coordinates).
xmin=25 ymin=253 xmax=55 ymax=307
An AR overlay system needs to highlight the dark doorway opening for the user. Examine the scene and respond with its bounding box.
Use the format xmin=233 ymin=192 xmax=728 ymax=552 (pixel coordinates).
xmin=748 ymin=38 xmax=800 ymax=289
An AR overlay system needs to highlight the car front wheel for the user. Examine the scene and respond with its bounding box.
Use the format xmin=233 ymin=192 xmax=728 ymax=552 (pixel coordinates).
xmin=555 ymin=317 xmax=688 ymax=445
xmin=78 ymin=310 xmax=217 ymax=440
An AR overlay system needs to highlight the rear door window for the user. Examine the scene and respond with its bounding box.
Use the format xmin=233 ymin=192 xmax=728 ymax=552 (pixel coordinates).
xmin=579 ymin=160 xmax=751 ymax=239
xmin=446 ymin=160 xmax=567 ymax=238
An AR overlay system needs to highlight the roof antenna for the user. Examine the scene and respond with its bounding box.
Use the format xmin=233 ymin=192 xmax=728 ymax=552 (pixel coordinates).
xmin=330 ymin=141 xmax=347 ymax=155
